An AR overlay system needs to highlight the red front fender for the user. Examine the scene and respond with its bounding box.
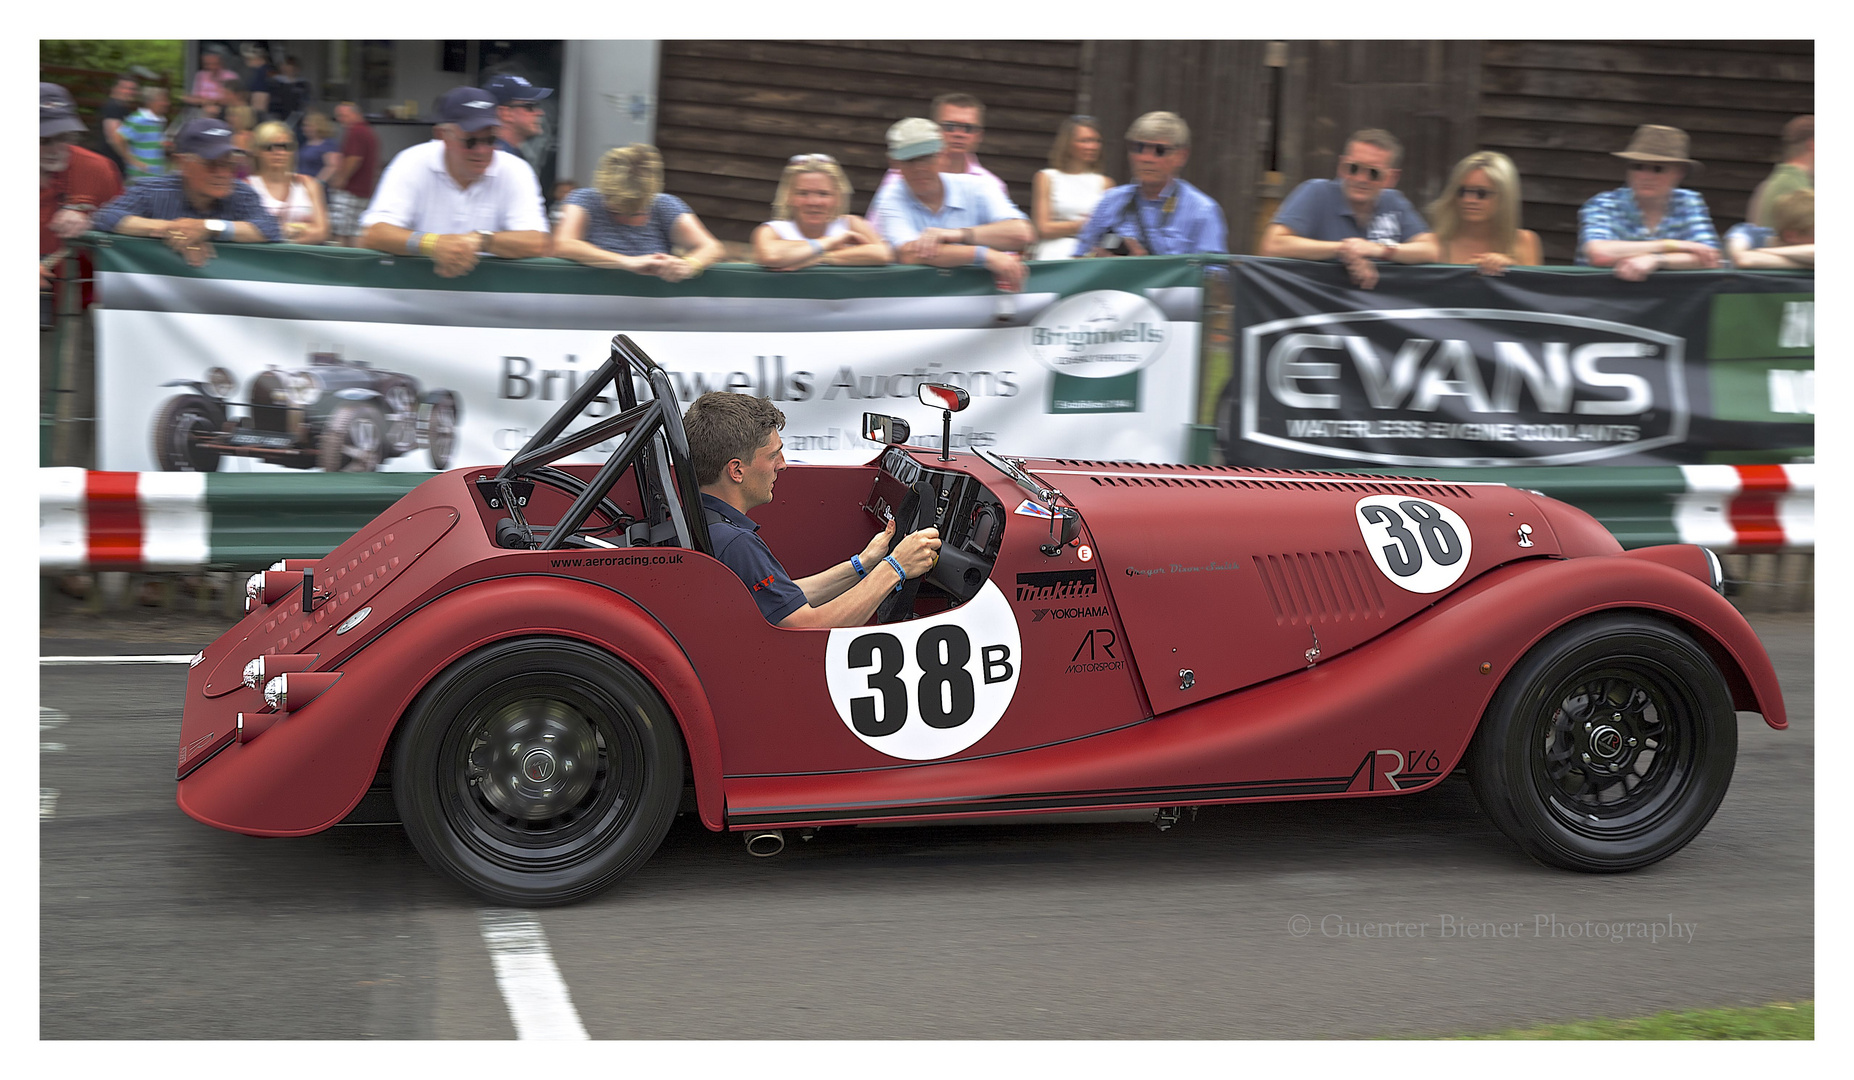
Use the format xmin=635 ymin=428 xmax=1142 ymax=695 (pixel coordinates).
xmin=177 ymin=576 xmax=726 ymax=836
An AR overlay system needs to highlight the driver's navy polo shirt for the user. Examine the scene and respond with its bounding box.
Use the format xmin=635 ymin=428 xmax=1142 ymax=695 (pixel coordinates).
xmin=701 ymin=493 xmax=809 ymax=624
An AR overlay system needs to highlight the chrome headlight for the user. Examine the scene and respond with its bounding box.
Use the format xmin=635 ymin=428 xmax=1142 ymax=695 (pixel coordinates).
xmin=206 ymin=366 xmax=236 ymax=398
xmin=1703 ymin=547 xmax=1725 ymax=594
xmin=288 ymin=371 xmax=323 ymax=407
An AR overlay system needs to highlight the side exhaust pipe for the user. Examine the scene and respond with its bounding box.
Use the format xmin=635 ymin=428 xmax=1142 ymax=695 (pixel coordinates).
xmin=744 ymin=829 xmax=785 ymax=857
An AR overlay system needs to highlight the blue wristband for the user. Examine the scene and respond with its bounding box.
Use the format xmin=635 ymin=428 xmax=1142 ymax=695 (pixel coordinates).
xmin=883 ymin=555 xmax=906 ymax=592
xmin=971 ymin=244 xmax=989 ymax=266
xmin=405 ymin=232 xmax=425 ymax=255
xmin=850 ymin=554 xmax=866 ymax=577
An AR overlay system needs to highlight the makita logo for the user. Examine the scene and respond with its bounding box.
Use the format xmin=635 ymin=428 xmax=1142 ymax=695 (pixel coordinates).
xmin=1239 ymin=309 xmax=1689 ymax=466
xmin=1030 ymin=605 xmax=1109 ymax=622
xmin=1015 ymin=570 xmax=1098 ymax=602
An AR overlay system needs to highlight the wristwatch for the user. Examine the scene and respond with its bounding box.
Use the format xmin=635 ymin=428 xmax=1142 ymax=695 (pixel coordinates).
xmin=475 ymin=229 xmax=495 ymax=252
xmin=205 ymin=219 xmax=228 ymax=239
xmin=1378 ymin=239 xmax=1399 ymax=258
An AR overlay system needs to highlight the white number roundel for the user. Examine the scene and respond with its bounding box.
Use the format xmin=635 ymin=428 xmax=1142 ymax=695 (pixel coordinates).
xmin=1354 ymin=495 xmax=1473 ymax=594
xmin=824 ymin=579 xmax=1022 ymax=760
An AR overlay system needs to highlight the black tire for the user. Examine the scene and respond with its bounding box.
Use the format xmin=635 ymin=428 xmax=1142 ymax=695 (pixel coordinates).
xmin=426 ymin=397 xmax=457 ymax=470
xmin=392 ymin=638 xmax=684 ymax=906
xmin=150 ymin=394 xmax=223 ymax=472
xmin=1467 ymin=613 xmax=1737 ymax=872
xmin=317 ymin=401 xmax=385 ymax=472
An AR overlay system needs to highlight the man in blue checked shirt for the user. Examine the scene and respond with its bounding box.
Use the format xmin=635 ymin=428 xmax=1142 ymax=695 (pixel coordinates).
xmin=94 ymin=117 xmax=281 ymax=267
xmin=1577 ymin=125 xmax=1721 ymax=281
xmin=1075 ymin=112 xmax=1227 ymax=258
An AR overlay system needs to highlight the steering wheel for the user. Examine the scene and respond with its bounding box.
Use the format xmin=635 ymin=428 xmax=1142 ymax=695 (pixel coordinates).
xmin=876 ymin=481 xmax=935 ymax=624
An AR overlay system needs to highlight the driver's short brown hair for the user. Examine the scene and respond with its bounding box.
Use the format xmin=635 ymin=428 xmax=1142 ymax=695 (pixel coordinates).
xmin=684 ymin=392 xmax=785 ymax=486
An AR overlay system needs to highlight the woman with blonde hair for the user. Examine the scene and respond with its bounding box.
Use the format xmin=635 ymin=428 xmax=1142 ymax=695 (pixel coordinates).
xmin=751 ymin=154 xmax=891 ymax=270
xmin=1031 ymin=115 xmax=1113 ymax=260
xmin=552 ymin=144 xmax=726 ymax=281
xmin=245 ymin=119 xmax=328 ymax=243
xmin=1426 ymin=150 xmax=1541 ymax=274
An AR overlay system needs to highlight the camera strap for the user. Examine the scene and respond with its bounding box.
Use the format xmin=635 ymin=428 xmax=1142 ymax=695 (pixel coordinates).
xmin=1119 ymin=184 xmax=1176 ymax=255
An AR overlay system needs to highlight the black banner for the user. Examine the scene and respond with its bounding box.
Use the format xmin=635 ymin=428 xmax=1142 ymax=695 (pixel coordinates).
xmin=1216 ymin=259 xmax=1813 ymax=468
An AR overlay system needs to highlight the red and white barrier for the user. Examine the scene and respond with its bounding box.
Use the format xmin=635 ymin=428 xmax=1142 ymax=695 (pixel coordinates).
xmin=40 ymin=468 xmax=209 ymax=571
xmin=1674 ymin=464 xmax=1813 ymax=550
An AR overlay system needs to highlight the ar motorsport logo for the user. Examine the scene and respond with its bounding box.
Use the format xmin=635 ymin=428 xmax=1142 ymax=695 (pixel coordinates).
xmin=1237 ymin=308 xmax=1689 ymax=466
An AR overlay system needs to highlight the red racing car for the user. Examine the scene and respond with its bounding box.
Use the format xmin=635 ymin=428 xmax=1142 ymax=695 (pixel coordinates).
xmin=175 ymin=336 xmax=1787 ymax=905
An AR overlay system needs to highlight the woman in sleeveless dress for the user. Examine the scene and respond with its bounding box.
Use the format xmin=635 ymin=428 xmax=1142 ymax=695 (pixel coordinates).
xmin=1425 ymin=151 xmax=1541 ymax=275
xmin=1031 ymin=116 xmax=1113 ymax=260
xmin=751 ymin=154 xmax=891 ymax=269
xmin=246 ymin=120 xmax=328 ymax=244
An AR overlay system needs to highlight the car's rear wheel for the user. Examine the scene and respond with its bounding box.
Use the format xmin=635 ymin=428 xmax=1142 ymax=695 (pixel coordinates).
xmin=393 ymin=638 xmax=684 ymax=905
xmin=426 ymin=398 xmax=457 ymax=470
xmin=317 ymin=401 xmax=385 ymax=472
xmin=151 ymin=394 xmax=223 ymax=472
xmin=1467 ymin=613 xmax=1736 ymax=872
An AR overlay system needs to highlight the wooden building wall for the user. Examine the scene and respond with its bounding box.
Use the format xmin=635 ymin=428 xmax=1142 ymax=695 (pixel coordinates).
xmin=649 ymin=40 xmax=1812 ymax=263
xmin=1477 ymin=41 xmax=1814 ymax=263
xmin=654 ymin=40 xmax=1085 ymax=246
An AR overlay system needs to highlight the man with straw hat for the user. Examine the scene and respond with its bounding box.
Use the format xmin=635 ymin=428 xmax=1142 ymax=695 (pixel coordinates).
xmin=1577 ymin=124 xmax=1720 ymax=280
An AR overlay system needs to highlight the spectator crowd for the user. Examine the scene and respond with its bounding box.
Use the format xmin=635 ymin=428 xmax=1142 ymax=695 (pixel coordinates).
xmin=45 ymin=51 xmax=1813 ymax=306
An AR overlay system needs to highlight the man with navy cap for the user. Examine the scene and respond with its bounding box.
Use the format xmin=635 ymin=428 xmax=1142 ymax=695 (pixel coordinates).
xmin=483 ymin=73 xmax=551 ymax=169
xmin=359 ymin=86 xmax=550 ymax=278
xmin=94 ymin=116 xmax=280 ymax=268
xmin=42 ymin=84 xmax=123 ymax=288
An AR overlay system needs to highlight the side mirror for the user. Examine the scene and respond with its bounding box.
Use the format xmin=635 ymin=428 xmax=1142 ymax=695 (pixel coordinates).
xmin=863 ymin=413 xmax=911 ymax=445
xmin=1040 ymin=507 xmax=1084 ymax=556
xmin=918 ymin=383 xmax=970 ymax=412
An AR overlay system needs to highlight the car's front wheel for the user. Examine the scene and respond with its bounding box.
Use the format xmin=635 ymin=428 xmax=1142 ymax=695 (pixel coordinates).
xmin=317 ymin=401 xmax=385 ymax=472
xmin=426 ymin=397 xmax=457 ymax=470
xmin=150 ymin=394 xmax=223 ymax=472
xmin=393 ymin=638 xmax=684 ymax=906
xmin=1467 ymin=613 xmax=1737 ymax=872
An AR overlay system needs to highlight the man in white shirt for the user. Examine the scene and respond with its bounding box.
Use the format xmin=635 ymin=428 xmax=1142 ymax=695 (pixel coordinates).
xmin=867 ymin=117 xmax=1032 ymax=292
xmin=359 ymin=87 xmax=550 ymax=278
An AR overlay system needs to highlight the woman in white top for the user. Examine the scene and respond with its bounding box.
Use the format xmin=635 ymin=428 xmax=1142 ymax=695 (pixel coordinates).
xmin=246 ymin=120 xmax=328 ymax=244
xmin=751 ymin=154 xmax=892 ymax=270
xmin=1031 ymin=116 xmax=1113 ymax=260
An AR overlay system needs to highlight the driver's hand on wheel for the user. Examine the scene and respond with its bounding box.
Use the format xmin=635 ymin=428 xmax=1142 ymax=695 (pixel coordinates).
xmin=859 ymin=520 xmax=897 ymax=569
xmin=892 ymin=527 xmax=942 ymax=578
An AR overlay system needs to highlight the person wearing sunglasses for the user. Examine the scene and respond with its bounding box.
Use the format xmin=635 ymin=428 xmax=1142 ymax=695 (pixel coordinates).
xmin=867 ymin=117 xmax=1034 ymax=293
xmin=553 ymin=144 xmax=727 ymax=281
xmin=867 ymin=93 xmax=1011 ymax=239
xmin=94 ymin=116 xmax=281 ymax=269
xmin=1074 ymin=111 xmax=1226 ymax=258
xmin=245 ymin=120 xmax=328 ymax=244
xmin=483 ymin=74 xmax=552 ymax=170
xmin=359 ymin=87 xmax=551 ymax=279
xmin=1260 ymin=128 xmax=1435 ymax=289
xmin=1424 ymin=151 xmax=1540 ymax=276
xmin=1577 ymin=124 xmax=1720 ymax=281
xmin=752 ymin=155 xmax=891 ymax=270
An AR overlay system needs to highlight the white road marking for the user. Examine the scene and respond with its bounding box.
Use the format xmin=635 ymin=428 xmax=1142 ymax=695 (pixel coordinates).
xmin=479 ymin=910 xmax=590 ymax=1040
xmin=41 ymin=708 xmax=66 ymax=820
xmin=40 ymin=655 xmax=197 ymax=665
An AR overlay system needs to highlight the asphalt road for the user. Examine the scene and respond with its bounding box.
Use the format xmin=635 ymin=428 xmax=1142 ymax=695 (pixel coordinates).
xmin=40 ymin=609 xmax=1812 ymax=1040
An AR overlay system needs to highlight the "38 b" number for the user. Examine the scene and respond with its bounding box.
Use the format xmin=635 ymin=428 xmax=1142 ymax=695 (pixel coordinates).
xmin=847 ymin=626 xmax=1014 ymax=736
xmin=1355 ymin=495 xmax=1474 ymax=595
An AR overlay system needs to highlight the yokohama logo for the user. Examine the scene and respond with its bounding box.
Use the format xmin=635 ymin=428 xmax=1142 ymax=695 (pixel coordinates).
xmin=1015 ymin=569 xmax=1098 ymax=601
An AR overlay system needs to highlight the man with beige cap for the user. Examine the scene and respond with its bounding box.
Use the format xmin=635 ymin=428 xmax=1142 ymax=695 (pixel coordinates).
xmin=1577 ymin=124 xmax=1720 ymax=281
xmin=867 ymin=117 xmax=1033 ymax=292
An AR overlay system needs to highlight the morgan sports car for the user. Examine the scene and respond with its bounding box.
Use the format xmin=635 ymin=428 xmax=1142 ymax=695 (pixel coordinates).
xmin=152 ymin=350 xmax=460 ymax=473
xmin=174 ymin=336 xmax=1787 ymax=906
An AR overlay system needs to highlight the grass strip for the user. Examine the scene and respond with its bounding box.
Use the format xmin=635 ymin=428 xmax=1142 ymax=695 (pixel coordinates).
xmin=1451 ymin=1001 xmax=1812 ymax=1040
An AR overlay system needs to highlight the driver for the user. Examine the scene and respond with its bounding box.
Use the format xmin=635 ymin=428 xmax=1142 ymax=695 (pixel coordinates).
xmin=684 ymin=392 xmax=941 ymax=627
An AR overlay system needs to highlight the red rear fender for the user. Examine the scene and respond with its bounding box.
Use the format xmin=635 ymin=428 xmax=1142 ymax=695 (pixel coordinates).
xmin=176 ymin=577 xmax=725 ymax=835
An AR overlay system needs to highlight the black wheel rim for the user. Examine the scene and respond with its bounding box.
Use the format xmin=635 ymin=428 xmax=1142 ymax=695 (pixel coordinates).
xmin=168 ymin=408 xmax=216 ymax=469
xmin=436 ymin=671 xmax=646 ymax=873
xmin=342 ymin=410 xmax=382 ymax=470
xmin=1529 ymin=656 xmax=1702 ymax=839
